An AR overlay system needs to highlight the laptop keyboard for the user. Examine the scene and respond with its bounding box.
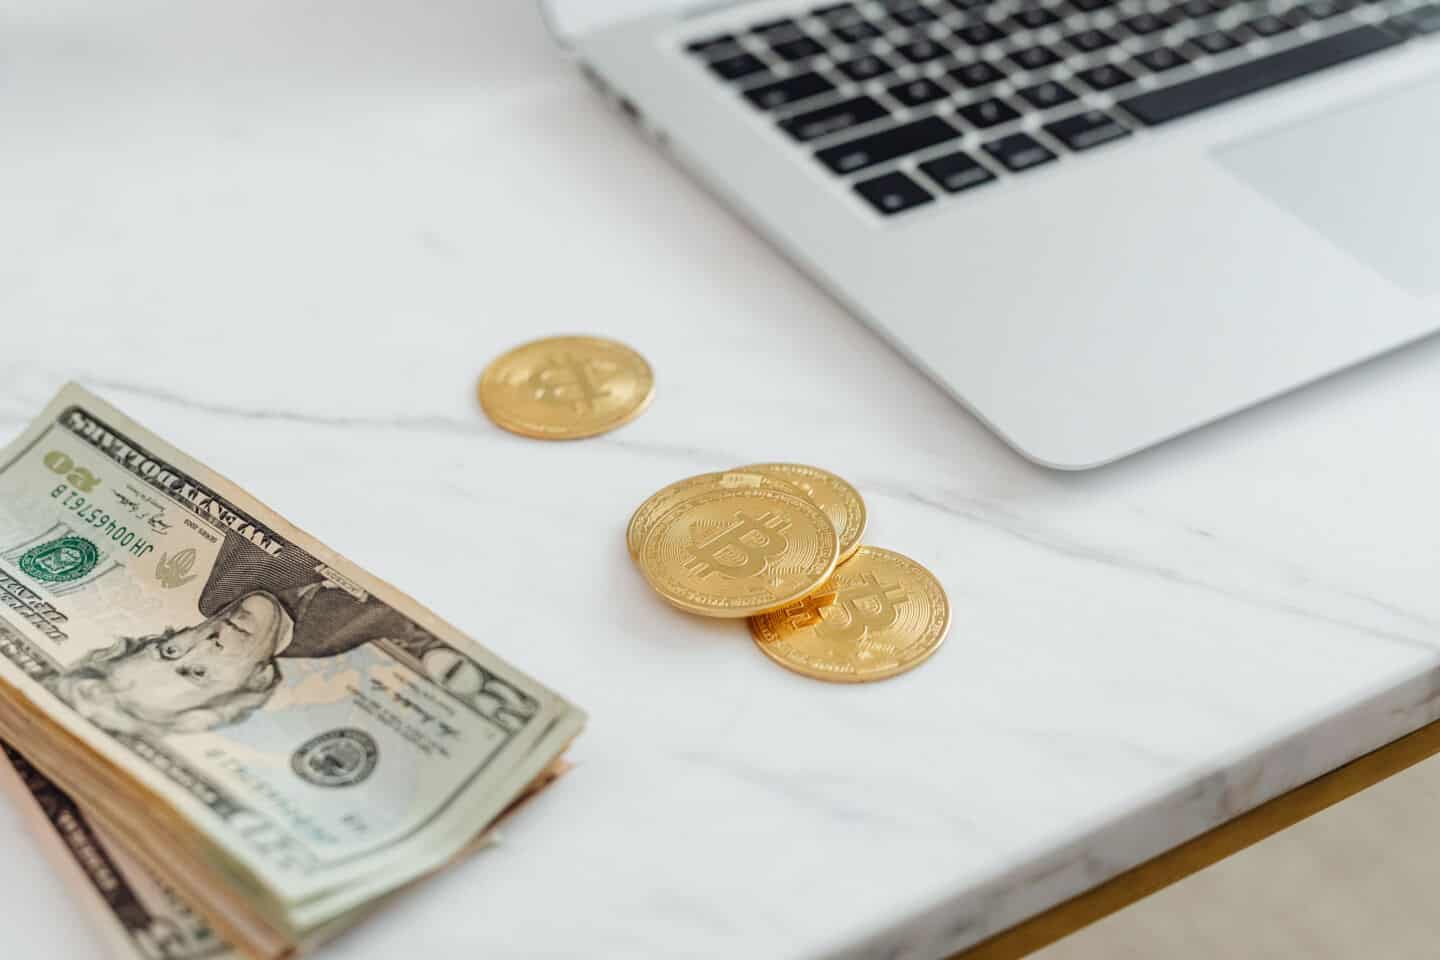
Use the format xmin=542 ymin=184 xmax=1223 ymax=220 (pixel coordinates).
xmin=683 ymin=0 xmax=1439 ymax=215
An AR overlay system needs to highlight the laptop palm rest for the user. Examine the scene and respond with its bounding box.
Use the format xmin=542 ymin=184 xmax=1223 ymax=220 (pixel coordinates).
xmin=1215 ymin=74 xmax=1440 ymax=297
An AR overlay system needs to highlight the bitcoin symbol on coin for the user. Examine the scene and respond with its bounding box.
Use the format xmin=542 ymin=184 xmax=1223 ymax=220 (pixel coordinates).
xmin=781 ymin=591 xmax=838 ymax=629
xmin=813 ymin=573 xmax=908 ymax=643
xmin=686 ymin=511 xmax=790 ymax=579
xmin=526 ymin=353 xmax=614 ymax=412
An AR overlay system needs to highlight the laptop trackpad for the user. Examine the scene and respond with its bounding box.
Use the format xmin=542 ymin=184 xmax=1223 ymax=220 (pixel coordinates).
xmin=1214 ymin=75 xmax=1440 ymax=296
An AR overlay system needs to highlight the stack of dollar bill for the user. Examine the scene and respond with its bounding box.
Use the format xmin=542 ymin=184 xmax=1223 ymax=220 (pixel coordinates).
xmin=0 ymin=385 xmax=584 ymax=958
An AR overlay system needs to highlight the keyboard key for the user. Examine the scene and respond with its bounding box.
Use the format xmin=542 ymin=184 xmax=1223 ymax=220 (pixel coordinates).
xmin=1017 ymin=79 xmax=1079 ymax=108
xmin=983 ymin=132 xmax=1058 ymax=171
xmin=1012 ymin=6 xmax=1062 ymax=28
xmin=1121 ymin=12 xmax=1175 ymax=34
xmin=834 ymin=20 xmax=884 ymax=42
xmin=745 ymin=72 xmax=837 ymax=109
xmin=816 ymin=115 xmax=962 ymax=172
xmin=1389 ymin=2 xmax=1440 ymax=34
xmin=1135 ymin=45 xmax=1191 ymax=71
xmin=855 ymin=171 xmax=935 ymax=214
xmin=816 ymin=3 xmax=862 ymax=25
xmin=759 ymin=27 xmax=807 ymax=49
xmin=919 ymin=150 xmax=998 ymax=192
xmin=888 ymin=77 xmax=950 ymax=106
xmin=752 ymin=18 xmax=801 ymax=37
xmin=709 ymin=52 xmax=769 ymax=81
xmin=1300 ymin=0 xmax=1354 ymax=18
xmin=1010 ymin=44 xmax=1063 ymax=69
xmin=1120 ymin=26 xmax=1402 ymax=125
xmin=687 ymin=35 xmax=737 ymax=57
xmin=1075 ymin=63 xmax=1135 ymax=89
xmin=781 ymin=96 xmax=890 ymax=141
xmin=1244 ymin=13 xmax=1295 ymax=35
xmin=949 ymin=60 xmax=1008 ymax=88
xmin=891 ymin=4 xmax=943 ymax=24
xmin=896 ymin=37 xmax=949 ymax=62
xmin=1280 ymin=6 xmax=1314 ymax=25
xmin=957 ymin=96 xmax=1022 ymax=128
xmin=773 ymin=35 xmax=827 ymax=60
xmin=1044 ymin=109 xmax=1132 ymax=150
xmin=1071 ymin=0 xmax=1120 ymax=12
xmin=1177 ymin=0 xmax=1221 ymax=17
xmin=957 ymin=21 xmax=1010 ymax=44
xmin=1191 ymin=29 xmax=1243 ymax=52
xmin=1065 ymin=28 xmax=1120 ymax=51
xmin=836 ymin=53 xmax=898 ymax=80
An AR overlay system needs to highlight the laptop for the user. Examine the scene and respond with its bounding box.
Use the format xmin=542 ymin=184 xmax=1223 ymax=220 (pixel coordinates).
xmin=542 ymin=0 xmax=1440 ymax=468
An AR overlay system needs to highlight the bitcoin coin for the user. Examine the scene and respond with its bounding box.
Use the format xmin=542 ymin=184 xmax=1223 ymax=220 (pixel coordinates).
xmin=626 ymin=471 xmax=805 ymax=560
xmin=478 ymin=335 xmax=654 ymax=440
xmin=737 ymin=463 xmax=866 ymax=562
xmin=638 ymin=486 xmax=840 ymax=619
xmin=748 ymin=546 xmax=949 ymax=683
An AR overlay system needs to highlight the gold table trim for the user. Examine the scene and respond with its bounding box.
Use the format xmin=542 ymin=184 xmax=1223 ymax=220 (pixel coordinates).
xmin=953 ymin=717 xmax=1440 ymax=959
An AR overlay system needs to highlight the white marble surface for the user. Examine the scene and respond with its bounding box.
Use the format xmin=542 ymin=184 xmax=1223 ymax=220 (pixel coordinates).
xmin=2 ymin=3 xmax=1439 ymax=958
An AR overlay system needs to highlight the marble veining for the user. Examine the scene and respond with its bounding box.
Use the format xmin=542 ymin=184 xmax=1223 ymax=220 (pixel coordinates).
xmin=1 ymin=3 xmax=1438 ymax=959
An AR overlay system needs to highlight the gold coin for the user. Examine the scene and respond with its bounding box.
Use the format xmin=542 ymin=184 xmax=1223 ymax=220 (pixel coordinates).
xmin=736 ymin=463 xmax=866 ymax=562
xmin=626 ymin=471 xmax=805 ymax=560
xmin=748 ymin=547 xmax=949 ymax=683
xmin=638 ymin=486 xmax=840 ymax=619
xmin=478 ymin=335 xmax=654 ymax=440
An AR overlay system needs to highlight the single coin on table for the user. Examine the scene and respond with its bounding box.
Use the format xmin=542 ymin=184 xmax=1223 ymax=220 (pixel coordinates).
xmin=748 ymin=546 xmax=949 ymax=683
xmin=638 ymin=485 xmax=840 ymax=619
xmin=478 ymin=335 xmax=654 ymax=440
xmin=736 ymin=463 xmax=866 ymax=562
xmin=626 ymin=470 xmax=805 ymax=560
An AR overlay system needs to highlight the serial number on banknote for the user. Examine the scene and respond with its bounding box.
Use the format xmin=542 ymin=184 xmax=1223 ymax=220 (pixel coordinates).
xmin=49 ymin=484 xmax=157 ymax=558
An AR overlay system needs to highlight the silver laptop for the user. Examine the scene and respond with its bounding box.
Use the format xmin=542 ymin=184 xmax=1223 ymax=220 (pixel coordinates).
xmin=542 ymin=0 xmax=1440 ymax=468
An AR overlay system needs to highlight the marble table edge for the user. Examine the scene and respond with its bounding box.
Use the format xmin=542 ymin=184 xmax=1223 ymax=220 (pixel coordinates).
xmin=822 ymin=664 xmax=1440 ymax=960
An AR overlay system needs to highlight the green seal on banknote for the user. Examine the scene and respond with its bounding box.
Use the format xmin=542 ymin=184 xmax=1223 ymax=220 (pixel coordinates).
xmin=18 ymin=536 xmax=99 ymax=583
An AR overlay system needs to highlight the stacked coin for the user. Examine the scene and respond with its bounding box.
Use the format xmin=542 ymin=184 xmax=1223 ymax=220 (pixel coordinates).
xmin=629 ymin=464 xmax=950 ymax=683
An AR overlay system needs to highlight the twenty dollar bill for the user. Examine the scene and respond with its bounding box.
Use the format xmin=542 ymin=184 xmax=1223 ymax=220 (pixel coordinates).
xmin=0 ymin=384 xmax=584 ymax=956
xmin=0 ymin=741 xmax=237 ymax=960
